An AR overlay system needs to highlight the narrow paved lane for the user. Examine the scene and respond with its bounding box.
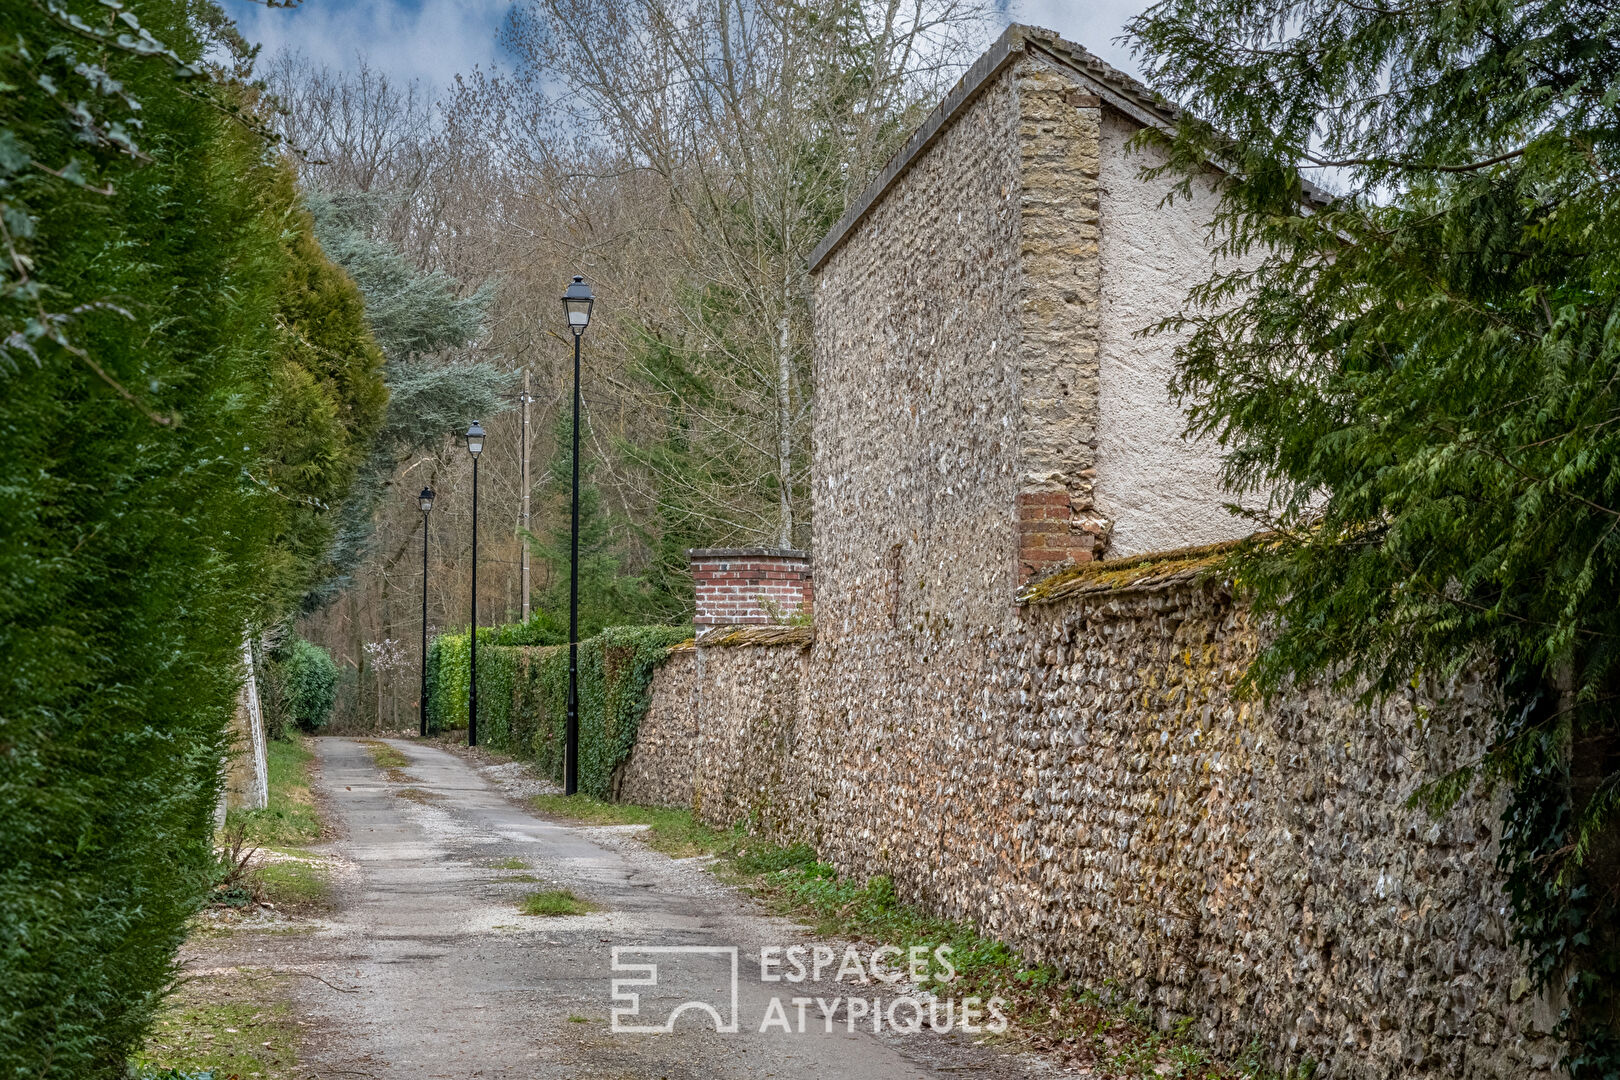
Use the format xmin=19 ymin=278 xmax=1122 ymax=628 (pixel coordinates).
xmin=287 ymin=738 xmax=1046 ymax=1080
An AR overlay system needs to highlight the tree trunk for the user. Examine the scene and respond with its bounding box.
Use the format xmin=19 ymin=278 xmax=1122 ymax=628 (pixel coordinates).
xmin=775 ymin=302 xmax=793 ymax=549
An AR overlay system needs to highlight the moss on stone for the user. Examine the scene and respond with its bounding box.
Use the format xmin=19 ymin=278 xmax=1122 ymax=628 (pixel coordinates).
xmin=1016 ymin=538 xmax=1245 ymax=605
xmin=695 ymin=626 xmax=815 ymax=648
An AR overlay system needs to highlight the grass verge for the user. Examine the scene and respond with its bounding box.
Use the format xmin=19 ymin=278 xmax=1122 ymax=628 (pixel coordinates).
xmin=134 ymin=971 xmax=299 ymax=1079
xmin=227 ymin=736 xmax=322 ymax=847
xmin=518 ymin=889 xmax=599 ymax=916
xmin=211 ymin=735 xmax=333 ymax=916
xmin=530 ymin=793 xmax=725 ymax=857
xmin=255 ymin=860 xmax=332 ymax=913
xmin=532 ymin=795 xmax=1312 ymax=1080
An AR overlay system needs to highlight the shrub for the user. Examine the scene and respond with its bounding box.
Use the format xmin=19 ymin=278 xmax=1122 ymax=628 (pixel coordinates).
xmin=275 ymin=639 xmax=338 ymax=732
xmin=490 ymin=611 xmax=566 ymax=647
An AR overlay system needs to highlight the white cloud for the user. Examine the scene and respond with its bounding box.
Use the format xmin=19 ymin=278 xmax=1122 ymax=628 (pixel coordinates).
xmin=223 ymin=0 xmax=513 ymax=93
xmin=220 ymin=0 xmax=1154 ymax=105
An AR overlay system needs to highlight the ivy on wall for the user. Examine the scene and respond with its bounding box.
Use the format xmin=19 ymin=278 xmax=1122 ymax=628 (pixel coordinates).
xmin=428 ymin=625 xmax=691 ymax=798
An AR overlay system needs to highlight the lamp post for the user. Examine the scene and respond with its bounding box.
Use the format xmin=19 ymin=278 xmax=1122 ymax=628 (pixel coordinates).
xmin=561 ymin=275 xmax=594 ymax=797
xmin=519 ymin=375 xmax=535 ymax=624
xmin=418 ymin=487 xmax=434 ymax=738
xmin=466 ymin=421 xmax=485 ymax=747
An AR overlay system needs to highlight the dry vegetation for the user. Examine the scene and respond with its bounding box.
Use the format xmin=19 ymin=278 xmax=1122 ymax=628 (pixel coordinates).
xmin=264 ymin=1 xmax=999 ymax=731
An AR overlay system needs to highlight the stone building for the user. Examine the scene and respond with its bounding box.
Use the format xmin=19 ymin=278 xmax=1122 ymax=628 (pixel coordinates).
xmin=618 ymin=26 xmax=1559 ymax=1078
xmin=810 ymin=22 xmax=1255 ymax=587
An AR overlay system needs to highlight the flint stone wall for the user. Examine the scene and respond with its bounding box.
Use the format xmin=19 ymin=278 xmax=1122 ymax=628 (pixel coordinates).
xmin=617 ymin=25 xmax=1560 ymax=1080
xmin=620 ymin=629 xmax=814 ymax=826
xmin=621 ymin=577 xmax=1559 ymax=1079
xmin=810 ymin=45 xmax=1027 ymax=624
xmin=615 ymin=643 xmax=701 ymax=803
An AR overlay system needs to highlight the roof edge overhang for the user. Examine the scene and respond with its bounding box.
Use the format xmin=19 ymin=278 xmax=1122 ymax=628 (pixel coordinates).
xmin=806 ymin=24 xmax=1328 ymax=275
xmin=807 ymin=23 xmax=1029 ymax=273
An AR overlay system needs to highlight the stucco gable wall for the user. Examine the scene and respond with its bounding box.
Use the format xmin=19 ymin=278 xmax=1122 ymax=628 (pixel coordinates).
xmin=1094 ymin=110 xmax=1248 ymax=556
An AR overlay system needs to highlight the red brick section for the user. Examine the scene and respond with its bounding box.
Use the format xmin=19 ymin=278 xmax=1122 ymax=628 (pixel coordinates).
xmin=1017 ymin=489 xmax=1097 ymax=582
xmin=690 ymin=548 xmax=814 ymax=627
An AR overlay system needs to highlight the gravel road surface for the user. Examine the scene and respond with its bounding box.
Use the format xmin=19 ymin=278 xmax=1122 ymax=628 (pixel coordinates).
xmin=257 ymin=737 xmax=1055 ymax=1080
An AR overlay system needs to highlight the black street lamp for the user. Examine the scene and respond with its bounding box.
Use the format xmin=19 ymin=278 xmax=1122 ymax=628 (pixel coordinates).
xmin=418 ymin=487 xmax=434 ymax=738
xmin=466 ymin=421 xmax=485 ymax=747
xmin=561 ymin=275 xmax=594 ymax=796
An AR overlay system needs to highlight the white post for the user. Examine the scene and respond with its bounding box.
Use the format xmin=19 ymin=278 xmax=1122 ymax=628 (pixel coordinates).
xmin=219 ymin=636 xmax=269 ymax=822
xmin=521 ymin=369 xmax=532 ymax=622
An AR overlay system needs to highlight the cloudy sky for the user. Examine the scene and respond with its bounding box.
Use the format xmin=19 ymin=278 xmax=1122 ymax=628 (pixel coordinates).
xmin=222 ymin=0 xmax=1153 ymax=97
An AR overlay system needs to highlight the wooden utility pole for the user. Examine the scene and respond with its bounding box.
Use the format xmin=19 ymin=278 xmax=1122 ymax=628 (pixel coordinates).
xmin=520 ymin=369 xmax=533 ymax=623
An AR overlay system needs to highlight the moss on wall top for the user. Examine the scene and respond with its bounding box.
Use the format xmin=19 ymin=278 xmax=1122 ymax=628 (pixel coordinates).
xmin=695 ymin=626 xmax=815 ymax=649
xmin=1016 ymin=538 xmax=1243 ymax=606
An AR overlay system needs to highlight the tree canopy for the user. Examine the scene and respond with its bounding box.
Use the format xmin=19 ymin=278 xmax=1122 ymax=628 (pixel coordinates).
xmin=296 ymin=191 xmax=509 ymax=612
xmin=1128 ymin=0 xmax=1620 ymax=1070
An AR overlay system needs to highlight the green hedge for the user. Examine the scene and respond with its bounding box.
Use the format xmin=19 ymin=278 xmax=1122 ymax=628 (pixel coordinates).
xmin=0 ymin=5 xmax=388 ymax=1072
xmin=428 ymin=625 xmax=690 ymax=797
xmin=274 ymin=638 xmax=338 ymax=732
xmin=424 ymin=635 xmax=445 ymax=733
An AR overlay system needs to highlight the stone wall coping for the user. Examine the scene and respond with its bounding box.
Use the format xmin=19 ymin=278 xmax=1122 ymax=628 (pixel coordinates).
xmin=807 ymin=25 xmax=1327 ymax=275
xmin=695 ymin=625 xmax=816 ymax=649
xmin=808 ymin=24 xmax=1025 ymax=273
xmin=689 ymin=548 xmax=810 ymax=561
xmin=1017 ymin=537 xmax=1245 ymax=606
xmin=807 ymin=24 xmax=1188 ymax=273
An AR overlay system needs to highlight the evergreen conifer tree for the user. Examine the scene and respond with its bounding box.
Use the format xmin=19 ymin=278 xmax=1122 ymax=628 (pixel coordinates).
xmin=1128 ymin=1 xmax=1620 ymax=1068
xmin=0 ymin=3 xmax=390 ymax=1071
xmin=298 ymin=192 xmax=511 ymax=609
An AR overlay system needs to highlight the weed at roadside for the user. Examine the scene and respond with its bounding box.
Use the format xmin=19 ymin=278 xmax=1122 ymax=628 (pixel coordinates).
xmin=359 ymin=739 xmax=412 ymax=770
xmin=209 ymin=824 xmax=261 ymax=909
xmin=518 ymin=889 xmax=599 ymax=916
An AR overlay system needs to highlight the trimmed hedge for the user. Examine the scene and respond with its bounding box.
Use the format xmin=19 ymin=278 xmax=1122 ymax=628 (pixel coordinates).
xmin=1 ymin=6 xmax=387 ymax=1072
xmin=274 ymin=638 xmax=338 ymax=732
xmin=428 ymin=625 xmax=690 ymax=798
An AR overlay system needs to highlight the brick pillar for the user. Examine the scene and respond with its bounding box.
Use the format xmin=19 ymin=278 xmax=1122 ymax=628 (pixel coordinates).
xmin=1017 ymin=487 xmax=1110 ymax=580
xmin=690 ymin=549 xmax=814 ymax=627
